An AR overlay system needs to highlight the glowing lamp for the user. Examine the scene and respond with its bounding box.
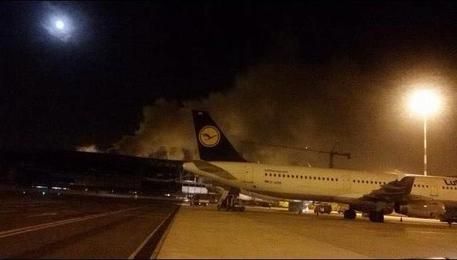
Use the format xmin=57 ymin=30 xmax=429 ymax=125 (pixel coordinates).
xmin=408 ymin=89 xmax=441 ymax=117
xmin=55 ymin=20 xmax=65 ymax=30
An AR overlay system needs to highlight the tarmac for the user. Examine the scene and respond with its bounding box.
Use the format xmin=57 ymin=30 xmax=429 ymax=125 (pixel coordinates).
xmin=0 ymin=192 xmax=178 ymax=258
xmin=157 ymin=205 xmax=457 ymax=259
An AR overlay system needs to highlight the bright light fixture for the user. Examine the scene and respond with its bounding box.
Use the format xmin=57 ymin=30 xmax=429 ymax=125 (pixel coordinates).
xmin=55 ymin=20 xmax=65 ymax=30
xmin=408 ymin=88 xmax=442 ymax=117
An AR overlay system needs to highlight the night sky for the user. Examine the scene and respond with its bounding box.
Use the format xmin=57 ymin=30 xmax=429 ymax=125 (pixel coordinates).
xmin=2 ymin=1 xmax=457 ymax=175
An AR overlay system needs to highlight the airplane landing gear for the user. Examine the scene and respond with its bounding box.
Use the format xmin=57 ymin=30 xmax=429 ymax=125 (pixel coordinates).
xmin=343 ymin=209 xmax=356 ymax=220
xmin=217 ymin=188 xmax=245 ymax=212
xmin=369 ymin=211 xmax=384 ymax=223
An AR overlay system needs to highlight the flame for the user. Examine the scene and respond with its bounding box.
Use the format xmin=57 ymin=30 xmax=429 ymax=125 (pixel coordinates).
xmin=76 ymin=144 xmax=100 ymax=153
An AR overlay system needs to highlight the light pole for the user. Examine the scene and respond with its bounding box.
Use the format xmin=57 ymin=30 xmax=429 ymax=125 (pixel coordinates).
xmin=408 ymin=89 xmax=442 ymax=176
xmin=423 ymin=115 xmax=427 ymax=176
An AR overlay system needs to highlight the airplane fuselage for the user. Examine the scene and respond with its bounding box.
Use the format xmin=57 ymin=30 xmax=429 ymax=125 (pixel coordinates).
xmin=183 ymin=161 xmax=457 ymax=206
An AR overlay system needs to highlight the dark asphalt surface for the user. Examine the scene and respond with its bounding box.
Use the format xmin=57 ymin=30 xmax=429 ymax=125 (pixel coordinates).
xmin=0 ymin=191 xmax=179 ymax=258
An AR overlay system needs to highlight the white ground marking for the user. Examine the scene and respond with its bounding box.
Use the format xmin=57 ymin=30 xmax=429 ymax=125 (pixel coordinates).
xmin=128 ymin=210 xmax=176 ymax=259
xmin=0 ymin=207 xmax=144 ymax=239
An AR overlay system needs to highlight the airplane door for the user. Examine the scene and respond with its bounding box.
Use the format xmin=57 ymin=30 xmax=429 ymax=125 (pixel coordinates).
xmin=243 ymin=165 xmax=254 ymax=187
xmin=430 ymin=185 xmax=439 ymax=198
xmin=342 ymin=174 xmax=351 ymax=192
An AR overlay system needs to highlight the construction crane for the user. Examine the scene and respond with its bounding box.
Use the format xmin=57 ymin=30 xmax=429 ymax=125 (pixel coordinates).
xmin=241 ymin=141 xmax=351 ymax=168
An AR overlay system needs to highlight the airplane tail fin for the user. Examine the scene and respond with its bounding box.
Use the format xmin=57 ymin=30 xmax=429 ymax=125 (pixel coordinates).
xmin=191 ymin=110 xmax=246 ymax=162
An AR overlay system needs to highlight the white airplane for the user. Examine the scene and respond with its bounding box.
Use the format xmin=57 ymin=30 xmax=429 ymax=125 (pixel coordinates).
xmin=183 ymin=110 xmax=457 ymax=223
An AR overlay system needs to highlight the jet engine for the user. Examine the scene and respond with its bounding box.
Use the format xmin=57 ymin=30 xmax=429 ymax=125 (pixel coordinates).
xmin=351 ymin=201 xmax=394 ymax=215
xmin=395 ymin=201 xmax=445 ymax=219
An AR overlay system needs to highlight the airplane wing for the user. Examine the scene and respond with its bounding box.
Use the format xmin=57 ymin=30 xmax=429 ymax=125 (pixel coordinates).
xmin=361 ymin=176 xmax=415 ymax=202
xmin=337 ymin=176 xmax=415 ymax=207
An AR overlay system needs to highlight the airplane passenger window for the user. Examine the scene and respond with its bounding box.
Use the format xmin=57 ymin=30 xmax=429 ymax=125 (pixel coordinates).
xmin=318 ymin=177 xmax=321 ymax=180
xmin=300 ymin=176 xmax=303 ymax=179
xmin=336 ymin=178 xmax=338 ymax=181
xmin=313 ymin=177 xmax=316 ymax=180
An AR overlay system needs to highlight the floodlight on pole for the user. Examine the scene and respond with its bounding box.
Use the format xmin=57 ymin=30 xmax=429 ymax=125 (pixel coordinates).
xmin=407 ymin=88 xmax=442 ymax=176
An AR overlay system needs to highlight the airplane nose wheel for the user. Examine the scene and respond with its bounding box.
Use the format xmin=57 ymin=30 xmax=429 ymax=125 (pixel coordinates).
xmin=368 ymin=211 xmax=384 ymax=223
xmin=343 ymin=209 xmax=356 ymax=220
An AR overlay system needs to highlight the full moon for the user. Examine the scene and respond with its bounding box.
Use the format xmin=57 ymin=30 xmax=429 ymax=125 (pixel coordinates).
xmin=55 ymin=20 xmax=65 ymax=30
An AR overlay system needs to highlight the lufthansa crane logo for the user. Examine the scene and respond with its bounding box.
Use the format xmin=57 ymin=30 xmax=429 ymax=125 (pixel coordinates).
xmin=198 ymin=126 xmax=221 ymax=147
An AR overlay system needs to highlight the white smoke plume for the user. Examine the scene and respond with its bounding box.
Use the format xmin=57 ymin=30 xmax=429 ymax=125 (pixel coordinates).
xmin=112 ymin=55 xmax=457 ymax=174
